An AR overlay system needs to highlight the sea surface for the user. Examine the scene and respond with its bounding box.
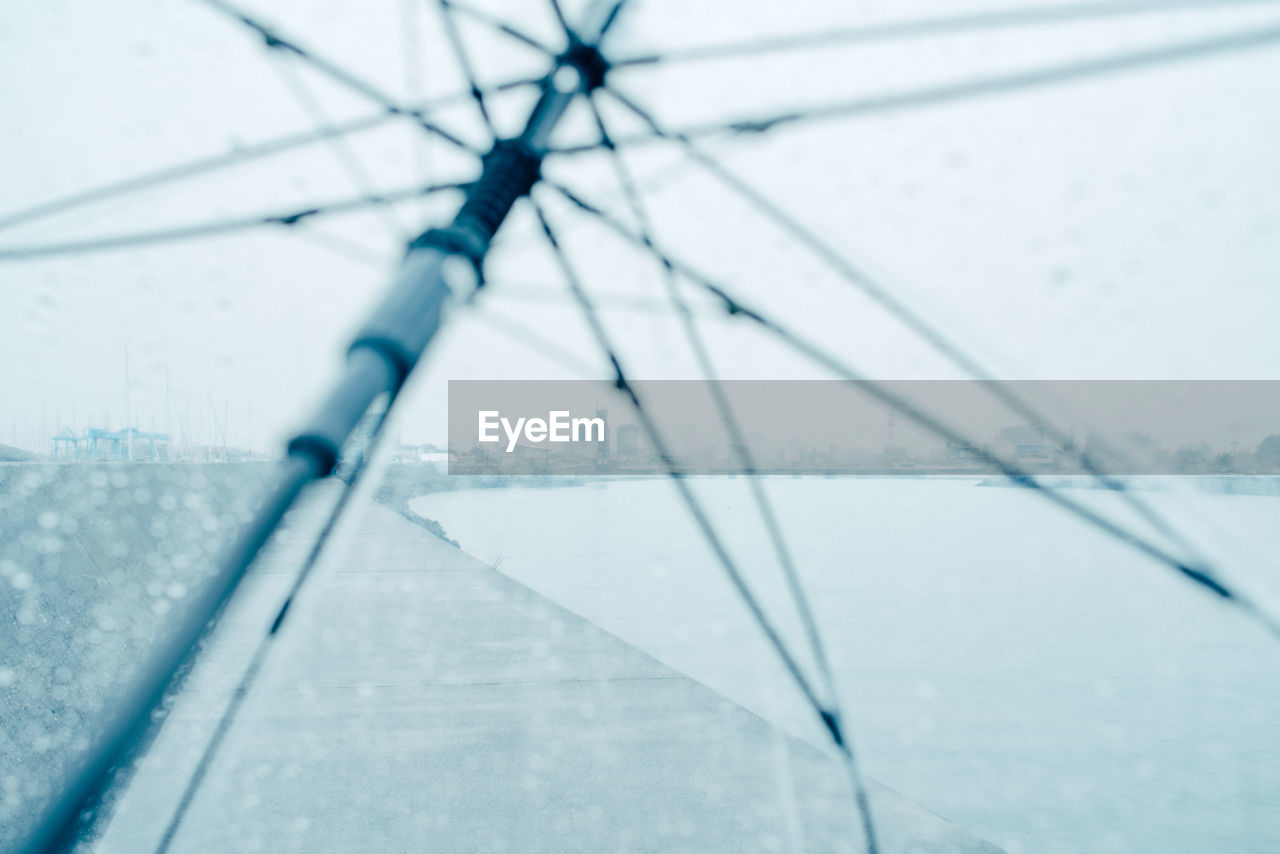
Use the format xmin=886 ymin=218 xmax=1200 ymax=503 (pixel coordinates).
xmin=411 ymin=477 xmax=1280 ymax=854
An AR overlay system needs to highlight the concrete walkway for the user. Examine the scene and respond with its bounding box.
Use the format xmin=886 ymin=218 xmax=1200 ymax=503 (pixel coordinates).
xmin=96 ymin=493 xmax=1001 ymax=853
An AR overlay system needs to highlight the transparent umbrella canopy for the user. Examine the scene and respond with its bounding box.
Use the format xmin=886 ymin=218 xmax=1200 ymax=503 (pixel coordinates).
xmin=3 ymin=1 xmax=1280 ymax=853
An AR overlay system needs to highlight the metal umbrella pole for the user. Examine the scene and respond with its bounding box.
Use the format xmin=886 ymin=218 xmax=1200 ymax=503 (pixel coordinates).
xmin=14 ymin=4 xmax=621 ymax=852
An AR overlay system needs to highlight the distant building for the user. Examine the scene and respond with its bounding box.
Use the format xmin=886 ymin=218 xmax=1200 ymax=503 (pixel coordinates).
xmin=616 ymin=424 xmax=639 ymax=458
xmin=510 ymin=442 xmax=552 ymax=472
xmin=51 ymin=427 xmax=78 ymax=459
xmin=53 ymin=427 xmax=170 ymax=461
xmin=1000 ymin=425 xmax=1055 ymax=465
xmin=595 ymin=407 xmax=609 ymax=461
xmin=945 ymin=439 xmax=976 ymax=468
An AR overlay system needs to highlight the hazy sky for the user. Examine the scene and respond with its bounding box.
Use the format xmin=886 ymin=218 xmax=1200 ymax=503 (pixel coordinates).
xmin=3 ymin=0 xmax=1279 ymax=452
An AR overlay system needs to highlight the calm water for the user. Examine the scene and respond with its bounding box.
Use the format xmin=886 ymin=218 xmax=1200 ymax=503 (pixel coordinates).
xmin=412 ymin=478 xmax=1280 ymax=854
